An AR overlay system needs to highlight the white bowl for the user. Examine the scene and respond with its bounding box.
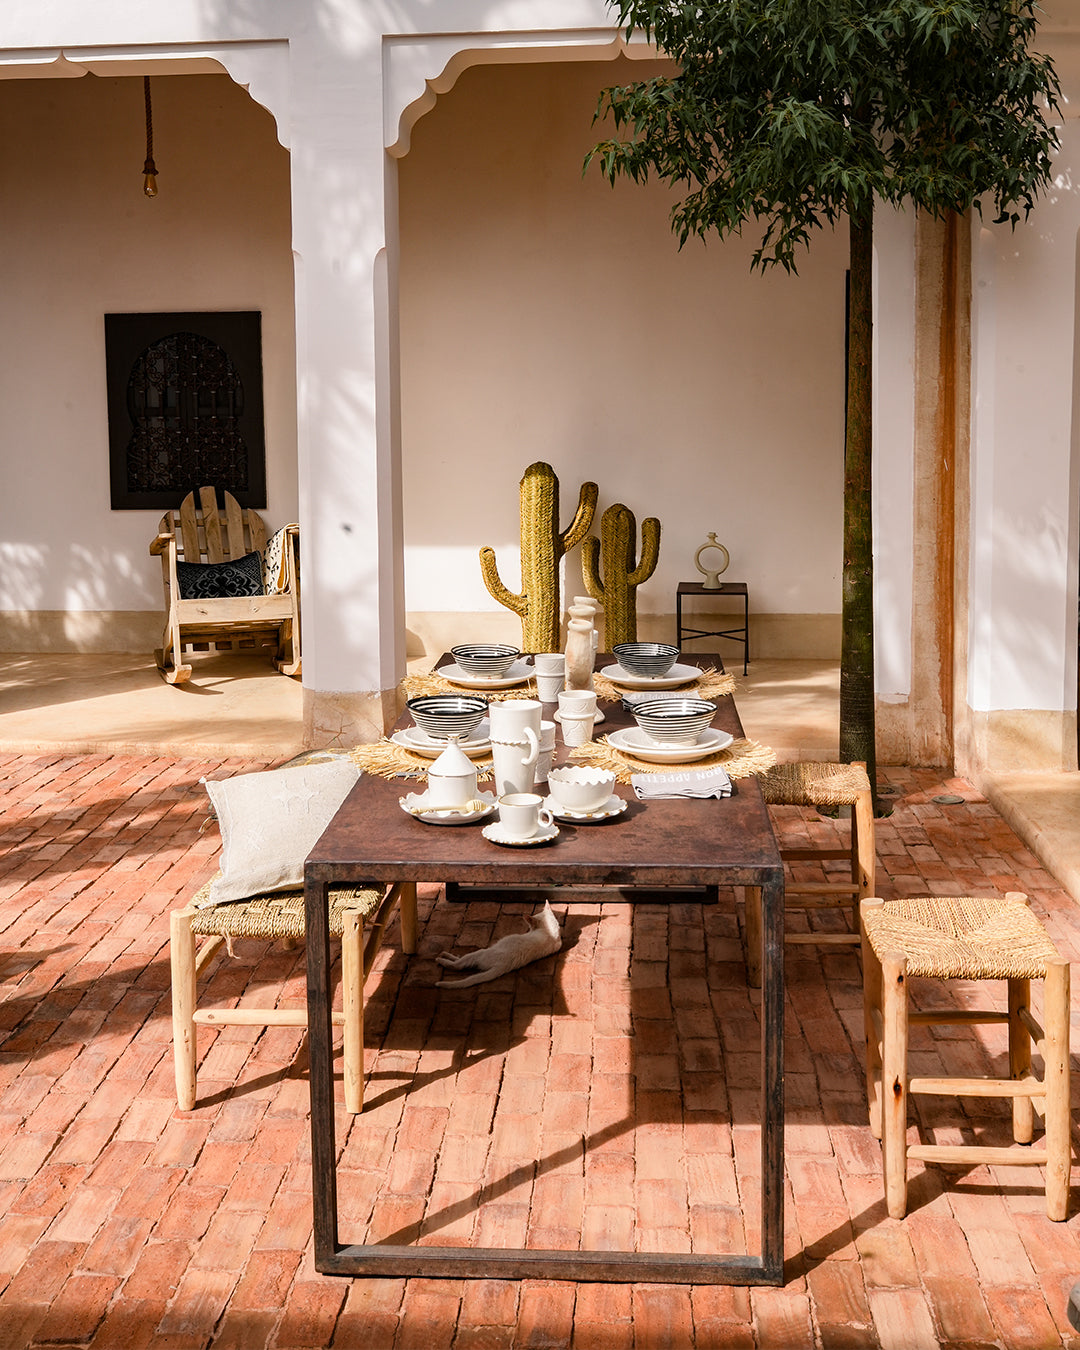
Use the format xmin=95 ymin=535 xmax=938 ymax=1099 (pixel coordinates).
xmin=546 ymin=766 xmax=616 ymax=812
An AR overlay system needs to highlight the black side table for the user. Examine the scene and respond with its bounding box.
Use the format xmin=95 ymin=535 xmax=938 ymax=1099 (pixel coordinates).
xmin=676 ymin=580 xmax=750 ymax=675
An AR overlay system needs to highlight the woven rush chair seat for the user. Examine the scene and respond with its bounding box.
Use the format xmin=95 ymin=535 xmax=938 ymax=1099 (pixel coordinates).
xmin=860 ymin=893 xmax=1071 ymax=1221
xmin=743 ymin=760 xmax=875 ymax=985
xmin=171 ymin=878 xmax=417 ymax=1114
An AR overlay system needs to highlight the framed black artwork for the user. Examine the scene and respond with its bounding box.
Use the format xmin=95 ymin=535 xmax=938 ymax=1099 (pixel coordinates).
xmin=106 ymin=311 xmax=267 ymax=510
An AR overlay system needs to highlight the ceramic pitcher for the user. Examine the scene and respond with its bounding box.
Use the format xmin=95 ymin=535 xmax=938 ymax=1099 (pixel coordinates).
xmin=489 ymin=698 xmax=541 ymax=795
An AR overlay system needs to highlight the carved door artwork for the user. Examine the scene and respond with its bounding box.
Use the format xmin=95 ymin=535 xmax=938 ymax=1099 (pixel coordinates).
xmin=105 ymin=311 xmax=266 ymax=510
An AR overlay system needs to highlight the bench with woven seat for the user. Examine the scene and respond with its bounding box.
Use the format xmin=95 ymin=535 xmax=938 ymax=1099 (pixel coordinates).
xmin=743 ymin=760 xmax=875 ymax=985
xmin=860 ymin=892 xmax=1071 ymax=1220
xmin=170 ymin=878 xmax=417 ymax=1113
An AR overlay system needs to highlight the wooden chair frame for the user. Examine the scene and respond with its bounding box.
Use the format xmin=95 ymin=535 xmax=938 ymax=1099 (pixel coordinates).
xmin=861 ymin=893 xmax=1071 ymax=1221
xmin=170 ymin=881 xmax=417 ymax=1113
xmin=744 ymin=760 xmax=875 ymax=986
xmin=149 ymin=486 xmax=301 ymax=684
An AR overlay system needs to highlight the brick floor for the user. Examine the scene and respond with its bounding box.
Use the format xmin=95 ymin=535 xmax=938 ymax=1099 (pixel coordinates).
xmin=1 ymin=753 xmax=1080 ymax=1347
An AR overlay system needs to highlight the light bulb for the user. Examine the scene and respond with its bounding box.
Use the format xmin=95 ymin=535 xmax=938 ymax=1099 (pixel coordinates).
xmin=143 ymin=173 xmax=158 ymax=198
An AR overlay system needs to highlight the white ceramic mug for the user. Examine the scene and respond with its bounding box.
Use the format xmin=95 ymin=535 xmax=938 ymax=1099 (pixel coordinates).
xmin=533 ymin=652 xmax=566 ymax=703
xmin=535 ymin=720 xmax=557 ymax=784
xmin=498 ymin=792 xmax=554 ymax=840
xmin=489 ymin=699 xmax=542 ymax=795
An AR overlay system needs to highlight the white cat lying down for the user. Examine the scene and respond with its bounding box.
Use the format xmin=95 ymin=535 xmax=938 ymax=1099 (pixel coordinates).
xmin=436 ymin=901 xmax=562 ymax=988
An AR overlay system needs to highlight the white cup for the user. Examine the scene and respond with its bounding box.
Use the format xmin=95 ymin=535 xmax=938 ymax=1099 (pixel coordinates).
xmin=498 ymin=792 xmax=554 ymax=840
xmin=559 ymin=711 xmax=595 ymax=747
xmin=533 ymin=652 xmax=566 ymax=703
xmin=535 ymin=720 xmax=557 ymax=784
xmin=558 ymin=689 xmax=597 ymax=719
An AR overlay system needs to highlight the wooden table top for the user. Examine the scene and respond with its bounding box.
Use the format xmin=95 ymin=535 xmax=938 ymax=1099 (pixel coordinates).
xmin=307 ymin=654 xmax=781 ymax=891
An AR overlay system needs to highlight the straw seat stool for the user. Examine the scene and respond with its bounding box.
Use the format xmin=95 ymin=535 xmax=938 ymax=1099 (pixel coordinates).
xmin=170 ymin=879 xmax=417 ymax=1113
xmin=860 ymin=892 xmax=1071 ymax=1220
xmin=743 ymin=760 xmax=875 ymax=986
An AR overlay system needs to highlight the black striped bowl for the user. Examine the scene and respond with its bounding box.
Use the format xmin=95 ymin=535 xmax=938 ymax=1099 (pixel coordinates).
xmin=407 ymin=694 xmax=488 ymax=741
xmin=632 ymin=697 xmax=716 ymax=746
xmin=613 ymin=642 xmax=680 ymax=678
xmin=451 ymin=644 xmax=521 ymax=678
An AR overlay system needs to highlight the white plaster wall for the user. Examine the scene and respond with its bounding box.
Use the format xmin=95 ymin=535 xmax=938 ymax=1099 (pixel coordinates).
xmin=0 ymin=72 xmax=296 ymax=615
xmin=969 ymin=112 xmax=1080 ymax=714
xmin=397 ymin=58 xmax=849 ymax=630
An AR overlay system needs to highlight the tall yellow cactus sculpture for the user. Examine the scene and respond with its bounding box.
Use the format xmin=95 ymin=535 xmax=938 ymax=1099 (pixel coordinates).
xmin=581 ymin=503 xmax=661 ymax=647
xmin=480 ymin=461 xmax=598 ymax=653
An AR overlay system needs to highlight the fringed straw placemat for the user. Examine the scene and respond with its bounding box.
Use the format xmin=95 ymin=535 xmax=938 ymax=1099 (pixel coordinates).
xmin=401 ymin=672 xmax=539 ymax=702
xmin=568 ymin=736 xmax=775 ymax=785
xmin=592 ymin=665 xmax=736 ymax=705
xmin=349 ymin=739 xmax=493 ymax=782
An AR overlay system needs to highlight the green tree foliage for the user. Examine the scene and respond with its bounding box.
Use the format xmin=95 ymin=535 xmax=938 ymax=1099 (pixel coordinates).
xmin=588 ymin=0 xmax=1060 ymax=789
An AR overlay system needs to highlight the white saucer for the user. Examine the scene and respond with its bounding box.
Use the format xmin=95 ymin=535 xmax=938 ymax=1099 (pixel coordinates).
xmin=437 ymin=660 xmax=533 ymax=690
xmin=400 ymin=791 xmax=497 ymax=825
xmin=546 ymin=794 xmax=628 ymax=823
xmin=392 ymin=723 xmax=492 ymax=759
xmin=607 ymin=726 xmax=735 ymax=764
xmin=599 ymin=663 xmax=702 ymax=690
xmin=481 ymin=819 xmax=560 ymax=847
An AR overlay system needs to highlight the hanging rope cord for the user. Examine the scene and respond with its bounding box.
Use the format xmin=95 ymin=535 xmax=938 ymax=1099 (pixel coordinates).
xmin=143 ymin=76 xmax=158 ymax=188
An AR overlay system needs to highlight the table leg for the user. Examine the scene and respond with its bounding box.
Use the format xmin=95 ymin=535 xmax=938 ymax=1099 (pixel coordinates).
xmin=305 ymin=873 xmax=339 ymax=1262
xmin=759 ymin=872 xmax=785 ymax=1281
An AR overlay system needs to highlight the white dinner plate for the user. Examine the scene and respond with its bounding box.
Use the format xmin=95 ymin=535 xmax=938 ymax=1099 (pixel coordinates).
xmin=607 ymin=726 xmax=735 ymax=764
xmin=399 ymin=791 xmax=497 ymax=825
xmin=437 ymin=660 xmax=533 ymax=689
xmin=481 ymin=819 xmax=560 ymax=847
xmin=599 ymin=662 xmax=702 ymax=690
xmin=391 ymin=723 xmax=492 ymax=759
xmin=546 ymin=794 xmax=628 ymax=823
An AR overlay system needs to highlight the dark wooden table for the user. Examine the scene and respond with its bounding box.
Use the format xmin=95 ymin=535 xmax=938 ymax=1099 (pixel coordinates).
xmin=305 ymin=655 xmax=784 ymax=1285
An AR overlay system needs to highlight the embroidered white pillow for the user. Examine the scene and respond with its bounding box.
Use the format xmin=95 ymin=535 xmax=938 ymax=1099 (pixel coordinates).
xmin=203 ymin=760 xmax=361 ymax=905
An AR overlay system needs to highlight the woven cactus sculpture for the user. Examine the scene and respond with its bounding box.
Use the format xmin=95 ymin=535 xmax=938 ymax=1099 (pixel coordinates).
xmin=581 ymin=503 xmax=661 ymax=647
xmin=480 ymin=461 xmax=598 ymax=653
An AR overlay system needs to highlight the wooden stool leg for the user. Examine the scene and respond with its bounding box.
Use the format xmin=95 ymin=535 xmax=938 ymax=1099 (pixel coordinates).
xmin=399 ymin=881 xmax=418 ymax=955
xmin=1043 ymin=957 xmax=1071 ymax=1221
xmin=342 ymin=909 xmax=363 ymax=1113
xmin=743 ymin=887 xmax=763 ymax=990
xmin=1008 ymin=977 xmax=1034 ymax=1144
xmin=852 ymin=771 xmax=876 ymax=906
xmin=881 ymin=951 xmax=910 ymax=1219
xmin=860 ymin=900 xmax=884 ymax=1140
xmin=170 ymin=910 xmax=198 ymax=1111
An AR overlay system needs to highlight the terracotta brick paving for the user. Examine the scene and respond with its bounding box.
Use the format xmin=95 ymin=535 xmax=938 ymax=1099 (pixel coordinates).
xmin=2 ymin=754 xmax=1080 ymax=1347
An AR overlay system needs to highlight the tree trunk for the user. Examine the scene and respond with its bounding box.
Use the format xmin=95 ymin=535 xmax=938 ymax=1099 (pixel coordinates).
xmin=840 ymin=201 xmax=877 ymax=793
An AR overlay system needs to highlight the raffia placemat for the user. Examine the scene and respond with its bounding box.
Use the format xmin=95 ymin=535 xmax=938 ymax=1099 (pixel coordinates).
xmin=568 ymin=736 xmax=775 ymax=785
xmin=593 ymin=665 xmax=736 ymax=705
xmin=401 ymin=672 xmax=539 ymax=702
xmin=348 ymin=739 xmax=494 ymax=782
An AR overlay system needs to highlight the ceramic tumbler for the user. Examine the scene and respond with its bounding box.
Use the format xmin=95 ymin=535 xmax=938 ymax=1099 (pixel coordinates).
xmin=559 ymin=711 xmax=595 ymax=748
xmin=533 ymin=653 xmax=566 ymax=703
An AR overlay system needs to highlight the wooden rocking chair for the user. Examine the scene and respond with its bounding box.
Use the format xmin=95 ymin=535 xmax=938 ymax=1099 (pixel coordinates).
xmin=149 ymin=486 xmax=301 ymax=684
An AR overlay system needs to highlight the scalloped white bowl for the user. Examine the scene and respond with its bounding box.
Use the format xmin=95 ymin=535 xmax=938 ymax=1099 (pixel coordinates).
xmin=546 ymin=766 xmax=616 ymax=812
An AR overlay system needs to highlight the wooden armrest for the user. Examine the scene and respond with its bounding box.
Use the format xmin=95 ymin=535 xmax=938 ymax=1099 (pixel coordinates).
xmin=150 ymin=532 xmax=176 ymax=557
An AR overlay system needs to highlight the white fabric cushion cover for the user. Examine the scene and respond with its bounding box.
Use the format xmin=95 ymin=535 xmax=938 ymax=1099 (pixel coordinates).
xmin=204 ymin=760 xmax=361 ymax=905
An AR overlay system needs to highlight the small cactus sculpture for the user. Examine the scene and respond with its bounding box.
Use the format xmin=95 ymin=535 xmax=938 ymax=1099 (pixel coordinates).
xmin=480 ymin=461 xmax=598 ymax=653
xmin=581 ymin=503 xmax=661 ymax=647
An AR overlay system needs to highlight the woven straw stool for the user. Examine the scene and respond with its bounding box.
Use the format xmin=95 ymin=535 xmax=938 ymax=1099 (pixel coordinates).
xmin=861 ymin=893 xmax=1071 ymax=1220
xmin=171 ymin=879 xmax=417 ymax=1113
xmin=743 ymin=760 xmax=875 ymax=986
